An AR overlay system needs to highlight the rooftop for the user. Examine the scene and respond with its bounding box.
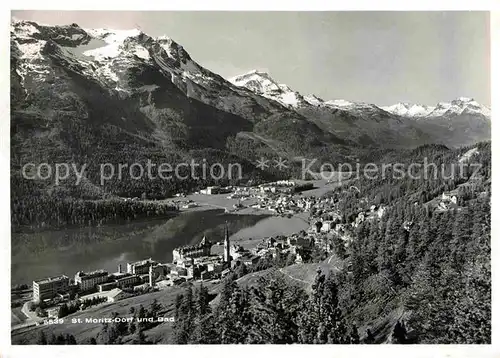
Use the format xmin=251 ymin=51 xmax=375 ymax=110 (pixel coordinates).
xmin=175 ymin=237 xmax=212 ymax=252
xmin=76 ymin=269 xmax=108 ymax=278
xmin=194 ymin=255 xmax=222 ymax=264
xmin=128 ymin=258 xmax=157 ymax=266
xmin=34 ymin=275 xmax=69 ymax=284
xmin=112 ymin=272 xmax=133 ymax=278
xmin=115 ymin=274 xmax=138 ymax=281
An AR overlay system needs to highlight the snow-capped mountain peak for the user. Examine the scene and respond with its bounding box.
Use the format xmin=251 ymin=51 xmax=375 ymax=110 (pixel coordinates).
xmin=230 ymin=70 xmax=284 ymax=94
xmin=10 ymin=19 xmax=492 ymax=155
xmin=11 ymin=19 xmax=308 ymax=123
xmin=230 ymin=71 xmax=360 ymax=111
xmin=428 ymin=97 xmax=490 ymax=118
xmin=11 ymin=19 xmax=214 ymax=94
xmin=303 ymin=94 xmax=325 ymax=106
xmin=229 ymin=70 xmax=305 ymax=108
xmin=230 ymin=70 xmax=391 ymax=114
xmin=82 ymin=28 xmax=144 ymax=60
xmin=383 ymin=97 xmax=490 ymax=118
xmin=325 ymin=99 xmax=355 ymax=108
xmin=381 ymin=102 xmax=435 ymax=117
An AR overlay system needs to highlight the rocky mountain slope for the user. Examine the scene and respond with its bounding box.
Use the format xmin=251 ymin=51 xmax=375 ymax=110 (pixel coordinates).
xmin=10 ymin=19 xmax=491 ymax=202
xmin=230 ymin=71 xmax=490 ymax=148
xmin=11 ymin=21 xmax=348 ymax=171
xmin=382 ymin=97 xmax=490 ymax=118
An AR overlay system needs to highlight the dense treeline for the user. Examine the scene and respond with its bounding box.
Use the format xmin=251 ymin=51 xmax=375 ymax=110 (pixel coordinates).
xmin=11 ymin=106 xmax=421 ymax=231
xmin=170 ymin=142 xmax=491 ymax=344
xmin=37 ymin=331 xmax=77 ymax=345
xmin=324 ymin=142 xmax=492 ymax=343
xmin=87 ymin=147 xmax=278 ymax=198
xmin=11 ymin=195 xmax=178 ymax=231
xmin=11 ymin=109 xmax=280 ymax=231
xmin=329 ymin=142 xmax=491 ymax=223
xmin=11 ymin=142 xmax=279 ymax=231
xmin=339 ymin=195 xmax=490 ymax=343
xmin=172 ymin=272 xmax=360 ymax=344
xmin=57 ymin=296 xmax=108 ymax=318
xmin=88 ymin=301 xmax=163 ymax=344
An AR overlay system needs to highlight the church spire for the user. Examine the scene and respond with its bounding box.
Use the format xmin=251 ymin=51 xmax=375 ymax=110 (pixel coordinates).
xmin=223 ymin=221 xmax=231 ymax=264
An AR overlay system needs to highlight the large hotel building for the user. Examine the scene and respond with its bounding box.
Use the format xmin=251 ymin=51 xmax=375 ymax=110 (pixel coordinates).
xmin=33 ymin=275 xmax=70 ymax=302
xmin=127 ymin=258 xmax=158 ymax=275
xmin=74 ymin=270 xmax=109 ymax=292
xmin=172 ymin=237 xmax=212 ymax=264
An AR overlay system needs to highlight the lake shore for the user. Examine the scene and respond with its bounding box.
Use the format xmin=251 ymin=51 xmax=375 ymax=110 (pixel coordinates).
xmin=11 ymin=173 xmax=346 ymax=286
xmin=163 ymin=173 xmax=346 ymax=215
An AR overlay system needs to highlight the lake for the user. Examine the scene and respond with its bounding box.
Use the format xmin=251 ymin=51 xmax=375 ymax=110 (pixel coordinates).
xmin=11 ymin=209 xmax=309 ymax=286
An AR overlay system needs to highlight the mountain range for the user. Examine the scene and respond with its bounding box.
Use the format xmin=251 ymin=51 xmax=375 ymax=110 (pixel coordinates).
xmin=229 ymin=70 xmax=490 ymax=147
xmin=230 ymin=70 xmax=490 ymax=117
xmin=10 ymin=20 xmax=491 ymax=199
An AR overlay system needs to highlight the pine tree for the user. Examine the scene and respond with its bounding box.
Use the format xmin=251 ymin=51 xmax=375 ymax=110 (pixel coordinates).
xmin=37 ymin=330 xmax=47 ymax=345
xmin=65 ymin=334 xmax=77 ymax=345
xmin=349 ymin=324 xmax=360 ymax=344
xmin=392 ymin=321 xmax=407 ymax=344
xmin=190 ymin=284 xmax=216 ymax=344
xmin=298 ymin=270 xmax=324 ymax=343
xmin=48 ymin=333 xmax=57 ymax=345
xmin=214 ymin=276 xmax=248 ymax=343
xmin=364 ymin=328 xmax=375 ymax=344
xmin=173 ymin=285 xmax=195 ymax=344
xmin=318 ymin=274 xmax=350 ymax=344
xmin=137 ymin=304 xmax=147 ymax=332
xmin=249 ymin=273 xmax=306 ymax=344
xmin=298 ymin=271 xmax=351 ymax=344
xmin=195 ymin=284 xmax=211 ymax=317
xmin=131 ymin=326 xmax=149 ymax=344
xmin=96 ymin=323 xmax=120 ymax=345
xmin=149 ymin=299 xmax=162 ymax=319
xmin=129 ymin=322 xmax=136 ymax=335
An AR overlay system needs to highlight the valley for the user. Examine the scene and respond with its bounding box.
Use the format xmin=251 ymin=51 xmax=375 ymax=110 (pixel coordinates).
xmin=9 ymin=17 xmax=491 ymax=346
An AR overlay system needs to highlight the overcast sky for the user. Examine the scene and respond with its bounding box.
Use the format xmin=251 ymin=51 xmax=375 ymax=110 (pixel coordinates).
xmin=12 ymin=11 xmax=490 ymax=106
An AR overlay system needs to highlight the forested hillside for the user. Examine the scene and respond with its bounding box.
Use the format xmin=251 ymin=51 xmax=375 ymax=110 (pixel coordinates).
xmin=169 ymin=142 xmax=491 ymax=344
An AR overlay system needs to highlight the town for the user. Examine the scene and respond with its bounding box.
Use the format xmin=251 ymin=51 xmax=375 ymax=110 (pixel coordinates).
xmin=14 ymin=177 xmax=466 ymax=330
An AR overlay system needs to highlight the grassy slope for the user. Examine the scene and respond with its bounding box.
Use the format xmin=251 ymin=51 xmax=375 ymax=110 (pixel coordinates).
xmin=11 ymin=284 xmax=194 ymax=344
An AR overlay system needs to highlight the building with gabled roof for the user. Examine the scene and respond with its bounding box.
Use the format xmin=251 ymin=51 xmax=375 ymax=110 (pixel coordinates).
xmin=173 ymin=236 xmax=212 ymax=263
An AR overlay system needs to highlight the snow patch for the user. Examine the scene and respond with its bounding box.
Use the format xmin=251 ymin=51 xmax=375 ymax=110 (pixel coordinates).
xmin=458 ymin=147 xmax=479 ymax=163
xmin=383 ymin=97 xmax=490 ymax=118
xmin=382 ymin=102 xmax=435 ymax=117
xmin=229 ymin=70 xmax=282 ymax=94
xmin=83 ymin=28 xmax=142 ymax=60
xmin=304 ymin=95 xmax=324 ymax=106
xmin=98 ymin=63 xmax=119 ymax=82
xmin=160 ymin=42 xmax=175 ymax=58
xmin=11 ymin=21 xmax=40 ymax=39
xmin=278 ymin=91 xmax=300 ymax=107
xmin=16 ymin=40 xmax=46 ymax=60
xmin=229 ymin=70 xmax=305 ymax=108
xmin=134 ymin=46 xmax=150 ymax=60
xmin=326 ymin=99 xmax=354 ymax=107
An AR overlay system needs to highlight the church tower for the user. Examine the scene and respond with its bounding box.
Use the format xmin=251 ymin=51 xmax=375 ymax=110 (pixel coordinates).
xmin=148 ymin=265 xmax=155 ymax=287
xmin=223 ymin=221 xmax=231 ymax=264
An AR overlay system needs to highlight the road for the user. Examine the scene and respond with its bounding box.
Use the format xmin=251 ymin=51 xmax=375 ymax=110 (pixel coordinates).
xmin=20 ymin=301 xmax=43 ymax=323
xmin=278 ymin=268 xmax=310 ymax=284
xmin=277 ymin=254 xmax=342 ymax=286
xmin=11 ymin=301 xmax=44 ymax=332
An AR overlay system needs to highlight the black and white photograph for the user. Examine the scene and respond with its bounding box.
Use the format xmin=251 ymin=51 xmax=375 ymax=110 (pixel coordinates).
xmin=5 ymin=8 xmax=493 ymax=350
